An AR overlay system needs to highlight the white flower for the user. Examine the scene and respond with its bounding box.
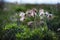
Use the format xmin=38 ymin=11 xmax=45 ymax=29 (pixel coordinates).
xmin=20 ymin=17 xmax=25 ymax=22
xmin=45 ymin=11 xmax=49 ymax=16
xmin=39 ymin=9 xmax=44 ymax=12
xmin=30 ymin=11 xmax=36 ymax=17
xmin=45 ymin=11 xmax=49 ymax=14
xmin=39 ymin=9 xmax=45 ymax=16
xmin=26 ymin=9 xmax=37 ymax=17
xmin=47 ymin=14 xmax=53 ymax=19
xmin=31 ymin=12 xmax=34 ymax=16
xmin=19 ymin=12 xmax=25 ymax=17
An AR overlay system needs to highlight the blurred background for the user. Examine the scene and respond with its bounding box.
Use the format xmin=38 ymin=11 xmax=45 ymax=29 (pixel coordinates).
xmin=0 ymin=0 xmax=60 ymax=40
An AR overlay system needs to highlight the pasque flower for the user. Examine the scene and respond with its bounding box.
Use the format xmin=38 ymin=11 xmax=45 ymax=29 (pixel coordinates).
xmin=26 ymin=8 xmax=37 ymax=17
xmin=39 ymin=9 xmax=45 ymax=16
xmin=19 ymin=12 xmax=25 ymax=22
xmin=19 ymin=12 xmax=25 ymax=17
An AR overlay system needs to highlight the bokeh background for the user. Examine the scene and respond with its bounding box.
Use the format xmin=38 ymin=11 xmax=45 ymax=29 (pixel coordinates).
xmin=0 ymin=0 xmax=60 ymax=40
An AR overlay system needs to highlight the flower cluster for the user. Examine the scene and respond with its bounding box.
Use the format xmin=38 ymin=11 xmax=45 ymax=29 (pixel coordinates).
xmin=10 ymin=8 xmax=53 ymax=26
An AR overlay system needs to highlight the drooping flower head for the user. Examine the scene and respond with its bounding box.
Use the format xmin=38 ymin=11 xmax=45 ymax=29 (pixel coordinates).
xmin=19 ymin=12 xmax=25 ymax=17
xmin=26 ymin=8 xmax=37 ymax=17
xmin=19 ymin=12 xmax=26 ymax=22
xmin=39 ymin=9 xmax=45 ymax=16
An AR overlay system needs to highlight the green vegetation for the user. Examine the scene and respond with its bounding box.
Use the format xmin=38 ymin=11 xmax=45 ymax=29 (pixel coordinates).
xmin=0 ymin=3 xmax=60 ymax=40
